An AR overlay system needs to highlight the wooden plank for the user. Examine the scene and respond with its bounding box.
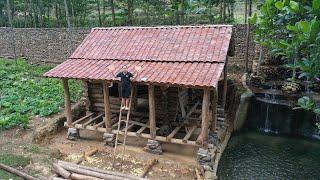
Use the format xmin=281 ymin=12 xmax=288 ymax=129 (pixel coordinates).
xmin=72 ymin=113 xmax=94 ymax=125
xmin=83 ymin=114 xmax=103 ymax=127
xmin=136 ymin=126 xmax=147 ymax=136
xmin=182 ymin=125 xmax=197 ymax=143
xmin=148 ymin=85 xmax=156 ymax=139
xmin=196 ymin=88 xmax=210 ymax=146
xmin=75 ymin=125 xmax=203 ymax=147
xmin=166 ymin=126 xmax=181 ymax=141
xmin=122 ymin=123 xmax=135 ymax=132
xmin=129 ymin=120 xmax=159 ymax=130
xmin=62 ymin=79 xmax=72 ymax=126
xmin=103 ymin=81 xmax=112 ymax=133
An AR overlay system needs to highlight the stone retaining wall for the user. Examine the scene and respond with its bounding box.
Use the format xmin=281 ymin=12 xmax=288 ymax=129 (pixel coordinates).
xmin=0 ymin=25 xmax=258 ymax=71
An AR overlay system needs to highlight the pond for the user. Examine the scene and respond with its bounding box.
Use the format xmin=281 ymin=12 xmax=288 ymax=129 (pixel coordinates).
xmin=217 ymin=132 xmax=320 ymax=179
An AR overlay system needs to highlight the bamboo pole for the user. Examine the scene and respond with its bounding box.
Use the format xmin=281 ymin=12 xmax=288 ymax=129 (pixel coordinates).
xmin=148 ymin=85 xmax=156 ymax=139
xmin=103 ymin=81 xmax=112 ymax=133
xmin=62 ymin=79 xmax=72 ymax=126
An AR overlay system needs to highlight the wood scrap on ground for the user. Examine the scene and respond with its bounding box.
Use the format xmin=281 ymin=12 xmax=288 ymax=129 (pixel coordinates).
xmin=139 ymin=159 xmax=158 ymax=178
xmin=75 ymin=148 xmax=98 ymax=164
xmin=0 ymin=163 xmax=38 ymax=180
xmin=53 ymin=160 xmax=147 ymax=180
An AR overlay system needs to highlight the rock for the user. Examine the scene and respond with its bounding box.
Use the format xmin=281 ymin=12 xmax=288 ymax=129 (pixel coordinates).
xmin=103 ymin=133 xmax=115 ymax=146
xmin=67 ymin=128 xmax=80 ymax=140
xmin=205 ymin=170 xmax=216 ymax=180
xmin=144 ymin=140 xmax=163 ymax=155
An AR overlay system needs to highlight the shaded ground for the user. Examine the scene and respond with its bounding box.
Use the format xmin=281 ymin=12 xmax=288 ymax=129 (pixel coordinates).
xmin=0 ymin=116 xmax=198 ymax=179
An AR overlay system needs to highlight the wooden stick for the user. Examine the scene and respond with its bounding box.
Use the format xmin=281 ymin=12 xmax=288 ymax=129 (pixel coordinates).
xmin=197 ymin=88 xmax=210 ymax=146
xmin=71 ymin=173 xmax=104 ymax=180
xmin=75 ymin=148 xmax=98 ymax=164
xmin=195 ymin=168 xmax=203 ymax=180
xmin=0 ymin=163 xmax=37 ymax=180
xmin=140 ymin=159 xmax=158 ymax=178
xmin=186 ymin=101 xmax=200 ymax=118
xmin=166 ymin=126 xmax=181 ymax=141
xmin=183 ymin=126 xmax=197 ymax=143
xmin=94 ymin=119 xmax=105 ymax=129
xmin=52 ymin=163 xmax=71 ymax=179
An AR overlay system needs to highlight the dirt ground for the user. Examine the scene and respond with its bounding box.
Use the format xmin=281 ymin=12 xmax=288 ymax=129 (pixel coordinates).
xmin=0 ymin=117 xmax=199 ymax=179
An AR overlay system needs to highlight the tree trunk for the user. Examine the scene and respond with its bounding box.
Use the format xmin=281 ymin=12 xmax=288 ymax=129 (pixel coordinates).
xmin=244 ymin=0 xmax=248 ymax=24
xmin=63 ymin=0 xmax=71 ymax=28
xmin=96 ymin=0 xmax=102 ymax=26
xmin=110 ymin=0 xmax=115 ymax=26
xmin=127 ymin=0 xmax=133 ymax=25
xmin=55 ymin=1 xmax=60 ymax=27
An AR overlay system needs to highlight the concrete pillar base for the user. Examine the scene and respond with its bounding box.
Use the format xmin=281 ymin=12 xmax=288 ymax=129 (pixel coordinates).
xmin=144 ymin=139 xmax=163 ymax=155
xmin=103 ymin=133 xmax=116 ymax=147
xmin=67 ymin=128 xmax=80 ymax=140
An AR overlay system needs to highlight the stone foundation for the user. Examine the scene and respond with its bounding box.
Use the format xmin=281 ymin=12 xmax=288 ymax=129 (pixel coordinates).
xmin=67 ymin=128 xmax=80 ymax=140
xmin=144 ymin=139 xmax=163 ymax=155
xmin=197 ymin=148 xmax=216 ymax=179
xmin=103 ymin=133 xmax=116 ymax=147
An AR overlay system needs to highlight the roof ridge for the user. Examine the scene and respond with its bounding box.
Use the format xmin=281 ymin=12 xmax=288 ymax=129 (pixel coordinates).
xmin=67 ymin=58 xmax=226 ymax=64
xmin=92 ymin=24 xmax=233 ymax=31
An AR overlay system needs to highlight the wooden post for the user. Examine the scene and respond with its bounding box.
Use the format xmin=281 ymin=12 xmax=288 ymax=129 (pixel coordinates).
xmin=83 ymin=81 xmax=91 ymax=115
xmin=63 ymin=79 xmax=72 ymax=126
xmin=211 ymin=88 xmax=218 ymax=132
xmin=222 ymin=57 xmax=228 ymax=110
xmin=103 ymin=81 xmax=112 ymax=133
xmin=197 ymin=88 xmax=210 ymax=145
xmin=148 ymin=85 xmax=156 ymax=139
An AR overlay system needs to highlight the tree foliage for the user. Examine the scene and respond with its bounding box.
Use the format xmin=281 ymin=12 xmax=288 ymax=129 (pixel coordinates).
xmin=252 ymin=0 xmax=320 ymax=82
xmin=0 ymin=0 xmax=239 ymax=27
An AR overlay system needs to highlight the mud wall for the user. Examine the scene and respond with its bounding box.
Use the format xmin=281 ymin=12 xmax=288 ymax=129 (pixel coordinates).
xmin=0 ymin=25 xmax=258 ymax=71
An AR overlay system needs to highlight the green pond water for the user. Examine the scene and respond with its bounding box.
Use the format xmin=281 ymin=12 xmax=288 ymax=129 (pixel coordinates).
xmin=217 ymin=132 xmax=320 ymax=180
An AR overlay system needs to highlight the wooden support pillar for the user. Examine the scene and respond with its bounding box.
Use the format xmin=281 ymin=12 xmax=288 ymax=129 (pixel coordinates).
xmin=148 ymin=85 xmax=156 ymax=139
xmin=103 ymin=81 xmax=112 ymax=133
xmin=63 ymin=79 xmax=72 ymax=126
xmin=83 ymin=81 xmax=91 ymax=115
xmin=197 ymin=88 xmax=210 ymax=145
xmin=222 ymin=57 xmax=228 ymax=110
xmin=211 ymin=88 xmax=218 ymax=132
xmin=132 ymin=84 xmax=138 ymax=111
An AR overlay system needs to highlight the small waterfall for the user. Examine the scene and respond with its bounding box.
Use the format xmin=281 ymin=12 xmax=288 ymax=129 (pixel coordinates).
xmin=263 ymin=104 xmax=271 ymax=133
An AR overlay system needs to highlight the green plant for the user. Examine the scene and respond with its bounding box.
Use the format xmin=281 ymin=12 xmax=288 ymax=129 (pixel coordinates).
xmin=0 ymin=58 xmax=83 ymax=129
xmin=294 ymin=96 xmax=320 ymax=131
xmin=252 ymin=0 xmax=320 ymax=82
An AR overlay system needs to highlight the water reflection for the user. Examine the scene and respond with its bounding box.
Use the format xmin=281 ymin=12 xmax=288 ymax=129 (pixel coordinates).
xmin=217 ymin=132 xmax=320 ymax=179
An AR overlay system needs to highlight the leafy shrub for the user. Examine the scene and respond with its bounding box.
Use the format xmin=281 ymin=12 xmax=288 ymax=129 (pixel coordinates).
xmin=0 ymin=59 xmax=83 ymax=129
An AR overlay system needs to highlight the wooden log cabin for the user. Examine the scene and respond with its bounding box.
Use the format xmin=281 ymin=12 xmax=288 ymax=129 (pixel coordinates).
xmin=44 ymin=25 xmax=234 ymax=148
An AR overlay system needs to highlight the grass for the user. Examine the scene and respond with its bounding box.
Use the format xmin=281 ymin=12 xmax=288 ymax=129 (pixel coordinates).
xmin=0 ymin=153 xmax=31 ymax=179
xmin=0 ymin=58 xmax=83 ymax=129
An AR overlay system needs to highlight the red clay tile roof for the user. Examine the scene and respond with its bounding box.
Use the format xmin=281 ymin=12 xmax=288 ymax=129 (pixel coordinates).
xmin=44 ymin=25 xmax=233 ymax=88
xmin=44 ymin=59 xmax=225 ymax=88
xmin=70 ymin=25 xmax=232 ymax=63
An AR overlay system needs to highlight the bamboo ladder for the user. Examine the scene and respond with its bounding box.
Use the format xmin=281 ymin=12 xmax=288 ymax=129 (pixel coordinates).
xmin=112 ymin=89 xmax=134 ymax=168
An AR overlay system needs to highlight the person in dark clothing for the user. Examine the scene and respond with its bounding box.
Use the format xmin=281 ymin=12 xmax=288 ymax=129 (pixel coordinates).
xmin=109 ymin=65 xmax=141 ymax=110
